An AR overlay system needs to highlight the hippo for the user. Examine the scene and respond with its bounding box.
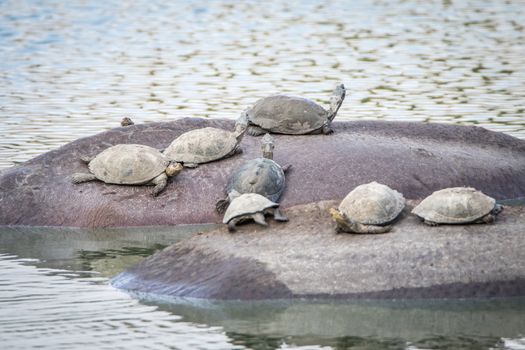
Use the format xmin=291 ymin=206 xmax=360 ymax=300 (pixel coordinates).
xmin=112 ymin=200 xmax=525 ymax=300
xmin=0 ymin=118 xmax=524 ymax=227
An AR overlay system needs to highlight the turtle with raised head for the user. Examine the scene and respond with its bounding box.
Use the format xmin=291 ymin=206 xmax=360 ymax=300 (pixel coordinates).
xmin=72 ymin=144 xmax=183 ymax=196
xmin=216 ymin=134 xmax=289 ymax=220
xmin=223 ymin=192 xmax=288 ymax=232
xmin=245 ymin=83 xmax=346 ymax=136
xmin=163 ymin=112 xmax=248 ymax=168
xmin=329 ymin=182 xmax=405 ymax=234
xmin=412 ymin=187 xmax=503 ymax=226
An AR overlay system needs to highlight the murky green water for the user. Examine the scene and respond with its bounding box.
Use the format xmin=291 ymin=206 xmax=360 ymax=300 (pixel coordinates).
xmin=1 ymin=0 xmax=525 ymax=348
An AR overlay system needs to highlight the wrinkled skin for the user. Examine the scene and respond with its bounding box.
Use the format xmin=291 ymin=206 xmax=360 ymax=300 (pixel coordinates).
xmin=1 ymin=118 xmax=524 ymax=227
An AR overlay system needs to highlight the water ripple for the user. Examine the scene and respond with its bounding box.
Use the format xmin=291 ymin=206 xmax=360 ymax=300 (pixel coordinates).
xmin=0 ymin=0 xmax=524 ymax=169
xmin=0 ymin=254 xmax=243 ymax=350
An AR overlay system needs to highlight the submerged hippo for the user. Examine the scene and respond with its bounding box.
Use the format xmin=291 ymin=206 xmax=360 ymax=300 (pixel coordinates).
xmin=0 ymin=118 xmax=524 ymax=227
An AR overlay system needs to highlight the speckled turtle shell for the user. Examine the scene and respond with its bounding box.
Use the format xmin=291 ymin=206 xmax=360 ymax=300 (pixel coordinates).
xmin=163 ymin=127 xmax=240 ymax=165
xmin=247 ymin=95 xmax=329 ymax=135
xmin=226 ymin=158 xmax=285 ymax=202
xmin=412 ymin=187 xmax=496 ymax=224
xmin=339 ymin=182 xmax=405 ymax=225
xmin=88 ymin=144 xmax=169 ymax=184
xmin=223 ymin=193 xmax=279 ymax=224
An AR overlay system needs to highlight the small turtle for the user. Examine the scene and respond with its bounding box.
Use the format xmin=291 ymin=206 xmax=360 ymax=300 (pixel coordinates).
xmin=120 ymin=117 xmax=134 ymax=127
xmin=412 ymin=187 xmax=503 ymax=226
xmin=216 ymin=134 xmax=289 ymax=220
xmin=245 ymin=83 xmax=346 ymax=136
xmin=163 ymin=113 xmax=248 ymax=168
xmin=329 ymin=182 xmax=405 ymax=234
xmin=223 ymin=192 xmax=288 ymax=232
xmin=72 ymin=144 xmax=183 ymax=196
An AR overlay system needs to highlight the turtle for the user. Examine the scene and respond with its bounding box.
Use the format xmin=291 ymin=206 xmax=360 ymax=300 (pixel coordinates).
xmin=71 ymin=144 xmax=183 ymax=196
xmin=411 ymin=187 xmax=503 ymax=226
xmin=245 ymin=83 xmax=346 ymax=136
xmin=215 ymin=134 xmax=289 ymax=220
xmin=223 ymin=192 xmax=288 ymax=232
xmin=120 ymin=117 xmax=134 ymax=127
xmin=329 ymin=182 xmax=405 ymax=234
xmin=163 ymin=113 xmax=248 ymax=167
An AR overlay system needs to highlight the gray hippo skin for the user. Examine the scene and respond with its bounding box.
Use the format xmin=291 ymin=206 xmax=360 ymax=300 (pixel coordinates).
xmin=112 ymin=200 xmax=525 ymax=300
xmin=0 ymin=118 xmax=525 ymax=227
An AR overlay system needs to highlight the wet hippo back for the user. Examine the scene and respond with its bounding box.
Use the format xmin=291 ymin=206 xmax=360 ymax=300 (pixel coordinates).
xmin=0 ymin=118 xmax=524 ymax=227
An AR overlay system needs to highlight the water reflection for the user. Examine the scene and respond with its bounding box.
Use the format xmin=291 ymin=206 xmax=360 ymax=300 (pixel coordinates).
xmin=0 ymin=224 xmax=216 ymax=273
xmin=1 ymin=0 xmax=524 ymax=168
xmin=141 ymin=296 xmax=525 ymax=349
xmin=1 ymin=226 xmax=525 ymax=349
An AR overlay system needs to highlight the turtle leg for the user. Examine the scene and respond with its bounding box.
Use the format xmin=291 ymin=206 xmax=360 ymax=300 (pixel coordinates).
xmin=281 ymin=164 xmax=292 ymax=173
xmin=357 ymin=223 xmax=392 ymax=234
xmin=227 ymin=219 xmax=238 ymax=232
xmin=480 ymin=214 xmax=496 ymax=224
xmin=184 ymin=162 xmax=199 ymax=168
xmin=247 ymin=125 xmax=266 ymax=136
xmin=321 ymin=124 xmax=334 ymax=135
xmin=252 ymin=213 xmax=268 ymax=227
xmin=423 ymin=219 xmax=439 ymax=226
xmin=216 ymin=198 xmax=230 ymax=214
xmin=272 ymin=208 xmax=288 ymax=222
xmin=151 ymin=173 xmax=168 ymax=196
xmin=80 ymin=156 xmax=93 ymax=164
xmin=72 ymin=173 xmax=97 ymax=184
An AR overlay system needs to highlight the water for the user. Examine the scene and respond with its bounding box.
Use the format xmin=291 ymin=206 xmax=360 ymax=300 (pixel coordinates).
xmin=1 ymin=226 xmax=525 ymax=350
xmin=0 ymin=0 xmax=524 ymax=169
xmin=1 ymin=0 xmax=525 ymax=348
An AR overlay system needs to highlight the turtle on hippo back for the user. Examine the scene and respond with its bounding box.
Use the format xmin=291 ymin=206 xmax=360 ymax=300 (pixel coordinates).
xmin=329 ymin=182 xmax=406 ymax=234
xmin=162 ymin=112 xmax=248 ymax=168
xmin=222 ymin=192 xmax=288 ymax=232
xmin=412 ymin=187 xmax=503 ymax=226
xmin=245 ymin=83 xmax=346 ymax=136
xmin=216 ymin=133 xmax=289 ymax=221
xmin=72 ymin=144 xmax=183 ymax=196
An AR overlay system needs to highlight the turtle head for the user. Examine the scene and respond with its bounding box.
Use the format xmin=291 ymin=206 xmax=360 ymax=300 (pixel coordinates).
xmin=329 ymin=208 xmax=346 ymax=225
xmin=234 ymin=108 xmax=249 ymax=140
xmin=328 ymin=83 xmax=346 ymax=122
xmin=261 ymin=133 xmax=274 ymax=160
xmin=120 ymin=117 xmax=135 ymax=127
xmin=166 ymin=162 xmax=183 ymax=177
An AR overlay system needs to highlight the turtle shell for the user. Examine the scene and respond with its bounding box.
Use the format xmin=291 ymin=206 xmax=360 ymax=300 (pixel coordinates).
xmin=223 ymin=193 xmax=279 ymax=224
xmin=412 ymin=187 xmax=496 ymax=224
xmin=89 ymin=144 xmax=168 ymax=184
xmin=339 ymin=182 xmax=405 ymax=225
xmin=248 ymin=95 xmax=328 ymax=134
xmin=163 ymin=127 xmax=239 ymax=164
xmin=226 ymin=158 xmax=285 ymax=202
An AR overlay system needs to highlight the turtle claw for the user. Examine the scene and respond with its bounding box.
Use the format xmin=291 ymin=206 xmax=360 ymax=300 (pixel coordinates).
xmin=248 ymin=126 xmax=266 ymax=136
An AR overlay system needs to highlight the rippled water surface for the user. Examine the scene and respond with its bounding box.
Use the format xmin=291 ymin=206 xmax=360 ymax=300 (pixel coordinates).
xmin=1 ymin=0 xmax=524 ymax=168
xmin=1 ymin=1 xmax=525 ymax=349
xmin=1 ymin=226 xmax=525 ymax=350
